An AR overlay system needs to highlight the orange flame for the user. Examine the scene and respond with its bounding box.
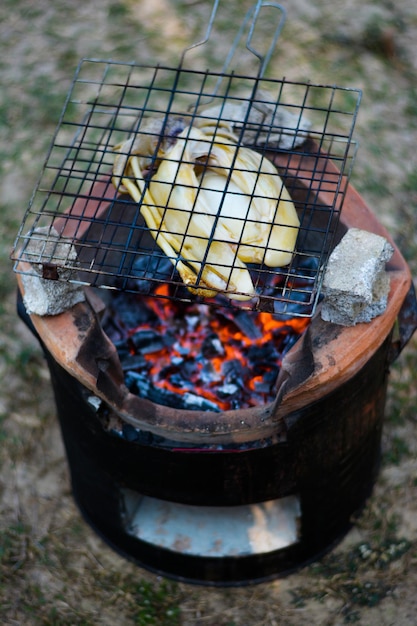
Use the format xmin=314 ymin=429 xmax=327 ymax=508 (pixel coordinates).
xmin=124 ymin=284 xmax=310 ymax=410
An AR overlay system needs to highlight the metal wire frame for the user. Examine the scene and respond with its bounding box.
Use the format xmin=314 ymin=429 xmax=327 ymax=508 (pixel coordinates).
xmin=11 ymin=58 xmax=361 ymax=317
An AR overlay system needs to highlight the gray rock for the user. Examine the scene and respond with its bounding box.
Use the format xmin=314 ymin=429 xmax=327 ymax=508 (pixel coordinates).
xmin=321 ymin=228 xmax=394 ymax=326
xmin=20 ymin=226 xmax=86 ymax=316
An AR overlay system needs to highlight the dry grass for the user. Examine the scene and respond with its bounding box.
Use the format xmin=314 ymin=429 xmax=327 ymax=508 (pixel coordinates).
xmin=2 ymin=0 xmax=417 ymax=624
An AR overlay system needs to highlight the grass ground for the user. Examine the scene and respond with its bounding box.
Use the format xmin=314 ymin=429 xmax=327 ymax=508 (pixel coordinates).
xmin=1 ymin=1 xmax=417 ymax=624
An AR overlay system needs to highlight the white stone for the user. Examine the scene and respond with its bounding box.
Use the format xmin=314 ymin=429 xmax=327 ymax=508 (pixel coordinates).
xmin=321 ymin=227 xmax=394 ymax=326
xmin=20 ymin=226 xmax=86 ymax=316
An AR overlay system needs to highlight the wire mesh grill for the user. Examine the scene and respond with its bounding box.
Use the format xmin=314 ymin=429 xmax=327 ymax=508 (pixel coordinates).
xmin=11 ymin=57 xmax=361 ymax=317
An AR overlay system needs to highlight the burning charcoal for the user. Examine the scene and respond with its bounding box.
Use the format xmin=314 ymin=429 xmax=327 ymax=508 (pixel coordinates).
xmin=277 ymin=329 xmax=303 ymax=356
xmin=273 ymin=292 xmax=315 ymax=317
xmin=218 ymin=309 xmax=262 ymax=340
xmin=181 ymin=358 xmax=200 ymax=380
xmin=171 ymin=341 xmax=190 ymax=357
xmin=263 ymin=365 xmax=280 ymax=384
xmin=199 ymin=362 xmax=222 ymax=385
xmin=251 ymin=366 xmax=280 ymax=394
xmin=223 ymin=359 xmax=246 ymax=388
xmin=132 ymin=254 xmax=174 ymax=292
xmin=184 ymin=306 xmax=206 ymax=331
xmin=101 ymin=315 xmax=126 ymax=344
xmin=125 ymin=371 xmax=221 ymax=412
xmin=116 ymin=347 xmax=148 ymax=372
xmin=181 ymin=392 xmax=221 ymax=412
xmin=125 ymin=371 xmax=151 ymax=396
xmin=251 ymin=379 xmax=271 ymax=394
xmin=202 ymin=333 xmax=224 ymax=359
xmin=247 ymin=342 xmax=279 ymax=366
xmin=126 ymin=371 xmax=183 ymax=407
xmin=107 ymin=292 xmax=158 ymax=331
xmin=217 ymin=382 xmax=240 ymax=399
xmin=171 ymin=354 xmax=185 ymax=366
xmin=255 ymin=254 xmax=320 ymax=317
xmin=292 ymin=253 xmax=321 ymax=274
xmin=130 ymin=328 xmax=173 ymax=354
xmin=234 ymin=310 xmax=263 ymax=340
xmin=184 ymin=314 xmax=200 ymax=330
xmin=101 ymin=278 xmax=309 ymax=411
xmin=166 ymin=372 xmax=186 ymax=388
xmin=160 ymin=359 xmax=197 ymax=383
xmin=255 ymin=269 xmax=285 ymax=295
xmin=158 ymin=367 xmax=188 ymax=390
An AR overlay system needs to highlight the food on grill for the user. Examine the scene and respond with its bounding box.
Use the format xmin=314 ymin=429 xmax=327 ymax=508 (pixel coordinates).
xmin=112 ymin=118 xmax=299 ymax=300
xmin=192 ymin=120 xmax=299 ymax=267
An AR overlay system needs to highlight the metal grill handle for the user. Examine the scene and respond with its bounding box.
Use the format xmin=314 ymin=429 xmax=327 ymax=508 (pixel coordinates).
xmin=181 ymin=1 xmax=287 ymax=82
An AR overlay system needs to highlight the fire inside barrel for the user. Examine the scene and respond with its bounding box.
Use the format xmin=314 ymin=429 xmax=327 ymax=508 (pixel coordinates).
xmin=103 ymin=281 xmax=310 ymax=412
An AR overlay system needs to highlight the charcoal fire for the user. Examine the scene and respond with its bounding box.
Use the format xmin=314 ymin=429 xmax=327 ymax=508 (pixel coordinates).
xmin=102 ymin=281 xmax=310 ymax=412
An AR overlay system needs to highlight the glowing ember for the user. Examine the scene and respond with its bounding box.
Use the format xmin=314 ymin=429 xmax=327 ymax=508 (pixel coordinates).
xmin=103 ymin=284 xmax=309 ymax=411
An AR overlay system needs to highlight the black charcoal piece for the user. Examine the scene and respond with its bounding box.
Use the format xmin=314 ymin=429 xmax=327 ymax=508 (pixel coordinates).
xmin=247 ymin=342 xmax=278 ymax=365
xmin=124 ymin=371 xmax=221 ymax=411
xmin=222 ymin=359 xmax=246 ymax=388
xmin=202 ymin=333 xmax=225 ymax=358
xmin=130 ymin=328 xmax=171 ymax=354
xmin=217 ymin=383 xmax=240 ymax=399
xmin=117 ymin=348 xmax=148 ymax=371
xmin=218 ymin=309 xmax=263 ymax=340
xmin=132 ymin=254 xmax=174 ymax=287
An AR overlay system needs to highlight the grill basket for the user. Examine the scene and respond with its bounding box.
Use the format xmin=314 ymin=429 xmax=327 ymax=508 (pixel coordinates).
xmin=11 ymin=3 xmax=361 ymax=318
